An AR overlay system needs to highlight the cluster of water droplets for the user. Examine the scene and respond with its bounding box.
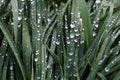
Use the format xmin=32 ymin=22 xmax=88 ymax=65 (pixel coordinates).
xmin=104 ymin=58 xmax=117 ymax=72
xmin=34 ymin=50 xmax=39 ymax=62
xmin=95 ymin=0 xmax=101 ymax=4
xmin=106 ymin=16 xmax=119 ymax=28
xmin=93 ymin=18 xmax=99 ymax=37
xmin=98 ymin=55 xmax=107 ymax=65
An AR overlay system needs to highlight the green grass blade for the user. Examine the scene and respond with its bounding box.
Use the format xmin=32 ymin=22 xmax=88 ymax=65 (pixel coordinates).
xmin=0 ymin=37 xmax=8 ymax=79
xmin=77 ymin=0 xmax=93 ymax=49
xmin=11 ymin=0 xmax=19 ymax=43
xmin=2 ymin=56 xmax=9 ymax=80
xmin=22 ymin=19 xmax=32 ymax=79
xmin=0 ymin=19 xmax=26 ymax=80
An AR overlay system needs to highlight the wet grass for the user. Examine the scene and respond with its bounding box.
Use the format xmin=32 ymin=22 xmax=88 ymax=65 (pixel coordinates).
xmin=0 ymin=0 xmax=120 ymax=80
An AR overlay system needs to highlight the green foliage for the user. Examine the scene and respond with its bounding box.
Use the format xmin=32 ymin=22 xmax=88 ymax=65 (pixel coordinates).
xmin=0 ymin=0 xmax=120 ymax=80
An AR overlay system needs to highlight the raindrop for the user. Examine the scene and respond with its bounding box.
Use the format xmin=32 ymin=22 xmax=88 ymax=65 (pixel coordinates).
xmin=37 ymin=76 xmax=40 ymax=80
xmin=93 ymin=32 xmax=96 ymax=37
xmin=74 ymin=39 xmax=78 ymax=42
xmin=69 ymin=52 xmax=74 ymax=56
xmin=118 ymin=41 xmax=120 ymax=45
xmin=93 ymin=21 xmax=96 ymax=24
xmin=67 ymin=65 xmax=70 ymax=68
xmin=70 ymin=23 xmax=75 ymax=28
xmin=5 ymin=54 xmax=8 ymax=56
xmin=58 ymin=35 xmax=60 ymax=37
xmin=37 ymin=38 xmax=40 ymax=41
xmin=108 ymin=24 xmax=111 ymax=27
xmin=74 ymin=29 xmax=78 ymax=32
xmin=73 ymin=74 xmax=77 ymax=77
xmin=67 ymin=37 xmax=69 ymax=39
xmin=105 ymin=67 xmax=110 ymax=72
xmin=55 ymin=41 xmax=60 ymax=45
xmin=111 ymin=61 xmax=114 ymax=64
xmin=47 ymin=18 xmax=51 ymax=22
xmin=42 ymin=71 xmax=45 ymax=74
xmin=71 ymin=12 xmax=74 ymax=15
xmin=18 ymin=16 xmax=22 ymax=21
xmin=2 ymin=56 xmax=4 ymax=58
xmin=35 ymin=52 xmax=39 ymax=55
xmin=80 ymin=40 xmax=84 ymax=44
xmin=75 ymin=33 xmax=80 ymax=36
xmin=73 ymin=62 xmax=77 ymax=66
xmin=80 ymin=18 xmax=82 ymax=22
xmin=42 ymin=60 xmax=44 ymax=63
xmin=47 ymin=63 xmax=51 ymax=69
xmin=95 ymin=24 xmax=98 ymax=28
xmin=11 ymin=22 xmax=14 ymax=25
xmin=37 ymin=25 xmax=40 ymax=28
xmin=67 ymin=41 xmax=70 ymax=44
xmin=10 ymin=66 xmax=13 ymax=70
xmin=68 ymin=58 xmax=72 ymax=61
xmin=65 ymin=26 xmax=68 ymax=29
xmin=34 ymin=58 xmax=38 ymax=62
xmin=70 ymin=33 xmax=75 ymax=38
xmin=98 ymin=60 xmax=103 ymax=65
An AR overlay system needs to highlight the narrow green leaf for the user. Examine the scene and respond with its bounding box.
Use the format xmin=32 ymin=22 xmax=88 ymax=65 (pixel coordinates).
xmin=0 ymin=19 xmax=26 ymax=80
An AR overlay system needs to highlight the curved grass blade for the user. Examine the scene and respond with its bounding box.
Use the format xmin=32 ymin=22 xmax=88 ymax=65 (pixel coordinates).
xmin=77 ymin=0 xmax=93 ymax=49
xmin=0 ymin=37 xmax=8 ymax=79
xmin=2 ymin=56 xmax=9 ymax=80
xmin=0 ymin=19 xmax=26 ymax=80
xmin=11 ymin=0 xmax=19 ymax=43
xmin=22 ymin=19 xmax=32 ymax=80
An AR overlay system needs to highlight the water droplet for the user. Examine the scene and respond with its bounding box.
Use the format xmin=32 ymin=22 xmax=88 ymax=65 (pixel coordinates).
xmin=37 ymin=76 xmax=40 ymax=80
xmin=96 ymin=0 xmax=101 ymax=4
xmin=74 ymin=39 xmax=78 ymax=42
xmin=69 ymin=58 xmax=72 ymax=61
xmin=65 ymin=26 xmax=68 ymax=29
xmin=37 ymin=38 xmax=40 ymax=41
xmin=42 ymin=60 xmax=44 ymax=63
xmin=11 ymin=22 xmax=14 ymax=25
xmin=58 ymin=35 xmax=60 ymax=37
xmin=111 ymin=61 xmax=114 ymax=64
xmin=74 ymin=29 xmax=78 ymax=32
xmin=35 ymin=58 xmax=38 ymax=62
xmin=75 ymin=33 xmax=80 ymax=36
xmin=71 ymin=12 xmax=74 ymax=15
xmin=47 ymin=64 xmax=51 ymax=69
xmin=70 ymin=33 xmax=75 ymax=38
xmin=55 ymin=41 xmax=60 ymax=45
xmin=80 ymin=40 xmax=84 ymax=44
xmin=105 ymin=67 xmax=110 ymax=72
xmin=42 ymin=71 xmax=45 ymax=74
xmin=67 ymin=41 xmax=70 ymax=44
xmin=35 ymin=52 xmax=39 ymax=55
xmin=67 ymin=65 xmax=70 ymax=68
xmin=18 ymin=16 xmax=22 ymax=21
xmin=80 ymin=18 xmax=82 ymax=22
xmin=93 ymin=32 xmax=96 ymax=37
xmin=10 ymin=66 xmax=13 ymax=70
xmin=73 ymin=62 xmax=77 ymax=66
xmin=69 ymin=52 xmax=74 ymax=56
xmin=73 ymin=74 xmax=77 ymax=77
xmin=98 ymin=60 xmax=103 ymax=65
xmin=47 ymin=18 xmax=51 ymax=22
xmin=93 ymin=21 xmax=96 ymax=24
xmin=70 ymin=23 xmax=75 ymax=28
xmin=108 ymin=24 xmax=111 ymax=27
xmin=95 ymin=24 xmax=98 ymax=28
